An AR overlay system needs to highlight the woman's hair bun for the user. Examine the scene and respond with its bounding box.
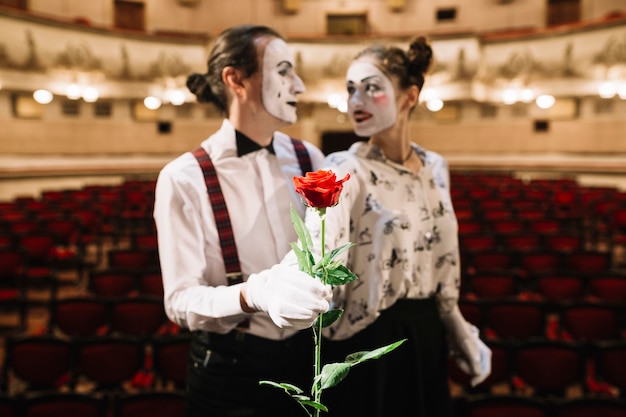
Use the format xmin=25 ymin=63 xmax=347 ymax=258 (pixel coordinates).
xmin=407 ymin=36 xmax=433 ymax=75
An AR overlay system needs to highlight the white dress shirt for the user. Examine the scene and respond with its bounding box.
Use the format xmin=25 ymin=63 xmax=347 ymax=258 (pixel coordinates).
xmin=299 ymin=141 xmax=461 ymax=340
xmin=153 ymin=119 xmax=325 ymax=340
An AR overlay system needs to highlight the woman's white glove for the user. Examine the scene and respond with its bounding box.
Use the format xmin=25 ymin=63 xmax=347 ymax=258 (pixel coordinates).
xmin=440 ymin=305 xmax=492 ymax=387
xmin=245 ymin=264 xmax=332 ymax=330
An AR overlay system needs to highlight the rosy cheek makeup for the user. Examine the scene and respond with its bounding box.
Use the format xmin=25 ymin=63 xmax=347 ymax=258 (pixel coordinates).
xmin=373 ymin=93 xmax=389 ymax=105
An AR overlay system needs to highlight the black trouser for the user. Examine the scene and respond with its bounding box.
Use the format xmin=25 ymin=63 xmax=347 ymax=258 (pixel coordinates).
xmin=186 ymin=329 xmax=314 ymax=417
xmin=321 ymin=298 xmax=453 ymax=417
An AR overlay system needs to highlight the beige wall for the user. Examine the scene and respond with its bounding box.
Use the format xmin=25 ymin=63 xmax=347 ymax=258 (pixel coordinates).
xmin=26 ymin=0 xmax=626 ymax=37
xmin=1 ymin=93 xmax=624 ymax=156
xmin=1 ymin=1 xmax=625 ymax=182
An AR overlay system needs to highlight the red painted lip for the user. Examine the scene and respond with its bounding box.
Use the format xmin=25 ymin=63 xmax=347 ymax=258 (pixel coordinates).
xmin=353 ymin=110 xmax=372 ymax=122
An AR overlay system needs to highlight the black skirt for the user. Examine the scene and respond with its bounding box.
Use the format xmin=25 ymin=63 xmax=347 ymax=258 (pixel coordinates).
xmin=321 ymin=298 xmax=453 ymax=417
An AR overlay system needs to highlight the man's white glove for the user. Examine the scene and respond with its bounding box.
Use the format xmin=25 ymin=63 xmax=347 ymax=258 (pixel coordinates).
xmin=244 ymin=264 xmax=332 ymax=330
xmin=440 ymin=305 xmax=492 ymax=387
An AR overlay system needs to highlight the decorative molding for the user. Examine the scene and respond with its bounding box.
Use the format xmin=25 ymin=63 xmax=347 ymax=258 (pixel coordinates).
xmin=0 ymin=11 xmax=624 ymax=104
xmin=387 ymin=0 xmax=405 ymax=12
xmin=282 ymin=0 xmax=300 ymax=14
xmin=54 ymin=41 xmax=102 ymax=72
xmin=176 ymin=0 xmax=201 ymax=8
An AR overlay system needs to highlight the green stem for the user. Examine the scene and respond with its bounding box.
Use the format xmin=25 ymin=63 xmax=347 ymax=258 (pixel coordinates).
xmin=313 ymin=210 xmax=326 ymax=417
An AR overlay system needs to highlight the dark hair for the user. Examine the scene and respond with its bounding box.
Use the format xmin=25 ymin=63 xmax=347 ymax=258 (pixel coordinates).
xmin=354 ymin=36 xmax=433 ymax=91
xmin=186 ymin=25 xmax=283 ymax=114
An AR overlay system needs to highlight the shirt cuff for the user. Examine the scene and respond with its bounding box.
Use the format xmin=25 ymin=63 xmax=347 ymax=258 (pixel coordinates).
xmin=216 ymin=283 xmax=249 ymax=317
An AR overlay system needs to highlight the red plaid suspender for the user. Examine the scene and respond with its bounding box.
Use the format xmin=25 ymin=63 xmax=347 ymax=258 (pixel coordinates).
xmin=192 ymin=147 xmax=244 ymax=286
xmin=290 ymin=138 xmax=312 ymax=175
xmin=192 ymin=137 xmax=311 ymax=285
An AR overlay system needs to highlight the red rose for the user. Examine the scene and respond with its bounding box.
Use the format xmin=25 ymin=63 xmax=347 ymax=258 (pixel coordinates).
xmin=293 ymin=169 xmax=350 ymax=209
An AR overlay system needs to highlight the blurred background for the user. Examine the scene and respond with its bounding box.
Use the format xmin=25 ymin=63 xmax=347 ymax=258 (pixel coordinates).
xmin=1 ymin=1 xmax=626 ymax=416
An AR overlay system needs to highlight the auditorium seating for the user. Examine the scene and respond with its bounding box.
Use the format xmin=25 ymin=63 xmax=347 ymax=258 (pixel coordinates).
xmin=1 ymin=173 xmax=624 ymax=415
xmin=0 ymin=249 xmax=27 ymax=335
xmin=112 ymin=390 xmax=185 ymax=417
xmin=3 ymin=335 xmax=73 ymax=393
xmin=554 ymin=396 xmax=626 ymax=417
xmin=21 ymin=391 xmax=107 ymax=417
xmin=460 ymin=394 xmax=552 ymax=417
xmin=74 ymin=336 xmax=146 ymax=392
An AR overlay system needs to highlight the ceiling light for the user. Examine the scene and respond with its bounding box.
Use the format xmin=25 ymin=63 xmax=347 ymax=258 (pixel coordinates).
xmin=502 ymin=88 xmax=518 ymax=105
xmin=426 ymin=99 xmax=444 ymax=112
xmin=535 ymin=94 xmax=555 ymax=109
xmin=66 ymin=83 xmax=82 ymax=100
xmin=520 ymin=88 xmax=534 ymax=103
xmin=82 ymin=86 xmax=99 ymax=103
xmin=33 ymin=89 xmax=53 ymax=104
xmin=144 ymin=96 xmax=162 ymax=110
xmin=167 ymin=89 xmax=186 ymax=106
xmin=598 ymin=81 xmax=616 ymax=98
xmin=327 ymin=93 xmax=342 ymax=108
xmin=420 ymin=87 xmax=437 ymax=102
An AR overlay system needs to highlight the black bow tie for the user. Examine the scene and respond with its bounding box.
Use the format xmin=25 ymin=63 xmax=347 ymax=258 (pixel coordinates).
xmin=236 ymin=130 xmax=275 ymax=157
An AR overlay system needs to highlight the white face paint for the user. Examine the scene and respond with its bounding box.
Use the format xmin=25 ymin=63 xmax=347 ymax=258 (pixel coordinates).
xmin=262 ymin=38 xmax=305 ymax=124
xmin=346 ymin=60 xmax=398 ymax=137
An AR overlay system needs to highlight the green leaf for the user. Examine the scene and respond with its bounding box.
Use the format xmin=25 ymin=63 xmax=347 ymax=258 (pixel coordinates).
xmin=317 ymin=242 xmax=355 ymax=266
xmin=325 ymin=260 xmax=343 ymax=270
xmin=290 ymin=244 xmax=311 ymax=275
xmin=315 ymin=340 xmax=408 ymax=393
xmin=345 ymin=339 xmax=407 ymax=365
xmin=300 ymin=400 xmax=328 ymax=412
xmin=320 ymin=309 xmax=343 ymax=328
xmin=319 ymin=362 xmax=352 ymax=390
xmin=259 ymin=380 xmax=304 ymax=394
xmin=311 ymin=266 xmax=325 ymax=281
xmin=306 ymin=251 xmax=316 ymax=274
xmin=343 ymin=351 xmax=368 ymax=364
xmin=290 ymin=205 xmax=313 ymax=253
xmin=325 ymin=265 xmax=358 ymax=286
xmin=260 ymin=378 xmax=330 ymax=415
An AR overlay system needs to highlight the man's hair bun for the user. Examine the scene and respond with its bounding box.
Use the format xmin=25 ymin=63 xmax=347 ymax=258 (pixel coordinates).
xmin=186 ymin=72 xmax=214 ymax=104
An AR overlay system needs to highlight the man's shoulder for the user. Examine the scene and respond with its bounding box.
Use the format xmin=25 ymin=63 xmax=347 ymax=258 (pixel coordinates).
xmin=274 ymin=131 xmax=324 ymax=157
xmin=158 ymin=150 xmax=201 ymax=181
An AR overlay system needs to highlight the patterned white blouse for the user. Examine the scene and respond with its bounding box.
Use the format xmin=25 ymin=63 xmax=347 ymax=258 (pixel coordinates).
xmin=305 ymin=141 xmax=461 ymax=340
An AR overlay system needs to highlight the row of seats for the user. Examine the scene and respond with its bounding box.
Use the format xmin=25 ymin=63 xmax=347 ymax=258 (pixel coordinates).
xmin=2 ymin=332 xmax=191 ymax=395
xmin=0 ymin=389 xmax=185 ymax=417
xmin=0 ymin=245 xmax=163 ymax=336
xmin=4 ymin=331 xmax=624 ymax=401
xmin=449 ymin=338 xmax=626 ymax=398
xmin=461 ymin=270 xmax=626 ymax=306
xmin=1 ymin=179 xmax=158 ymax=252
xmin=1 ymin=390 xmax=625 ymax=417
xmin=454 ymin=394 xmax=626 ymax=417
xmin=450 ymin=172 xmax=626 ymax=256
xmin=5 ymin=390 xmax=625 ymax=417
xmin=47 ymin=295 xmax=172 ymax=340
xmin=461 ymin=230 xmax=585 ymax=252
xmin=462 ymin=248 xmax=613 ymax=277
xmin=459 ymin=298 xmax=625 ymax=343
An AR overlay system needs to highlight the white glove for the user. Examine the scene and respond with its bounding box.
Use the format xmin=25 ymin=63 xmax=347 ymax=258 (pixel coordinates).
xmin=440 ymin=306 xmax=492 ymax=387
xmin=245 ymin=264 xmax=332 ymax=330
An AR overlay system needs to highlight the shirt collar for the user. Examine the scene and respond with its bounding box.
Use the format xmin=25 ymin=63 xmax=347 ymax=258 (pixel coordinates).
xmin=353 ymin=141 xmax=427 ymax=165
xmin=236 ymin=130 xmax=275 ymax=157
